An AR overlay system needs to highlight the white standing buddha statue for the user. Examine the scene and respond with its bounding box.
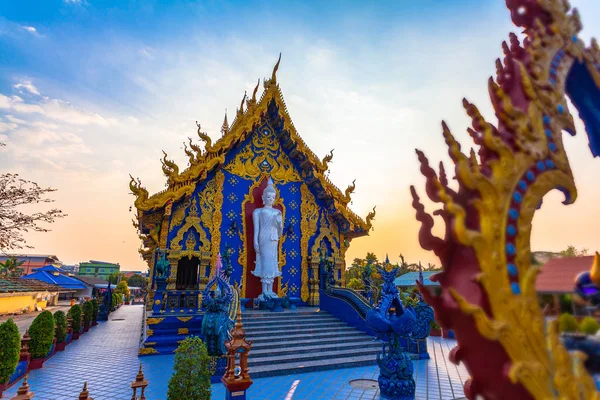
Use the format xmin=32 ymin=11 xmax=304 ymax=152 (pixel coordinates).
xmin=252 ymin=177 xmax=283 ymax=299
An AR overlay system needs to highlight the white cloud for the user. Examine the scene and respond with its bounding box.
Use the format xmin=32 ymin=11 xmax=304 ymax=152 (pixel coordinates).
xmin=13 ymin=81 xmax=41 ymax=96
xmin=20 ymin=26 xmax=43 ymax=37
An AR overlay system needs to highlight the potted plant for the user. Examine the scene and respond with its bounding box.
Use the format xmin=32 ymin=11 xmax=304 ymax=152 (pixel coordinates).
xmin=82 ymin=301 xmax=93 ymax=332
xmin=429 ymin=320 xmax=442 ymax=337
xmin=167 ymin=337 xmax=212 ymax=400
xmin=0 ymin=319 xmax=21 ymax=397
xmin=54 ymin=310 xmax=68 ymax=351
xmin=28 ymin=311 xmax=55 ymax=369
xmin=69 ymin=305 xmax=82 ymax=340
xmin=580 ymin=316 xmax=600 ymax=336
xmin=91 ymin=299 xmax=99 ymax=326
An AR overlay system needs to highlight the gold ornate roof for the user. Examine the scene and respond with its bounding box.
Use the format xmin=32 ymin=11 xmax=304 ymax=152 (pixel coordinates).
xmin=130 ymin=55 xmax=375 ymax=237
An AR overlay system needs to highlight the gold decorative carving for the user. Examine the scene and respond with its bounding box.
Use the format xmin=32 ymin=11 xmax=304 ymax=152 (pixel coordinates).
xmin=224 ymin=124 xmax=302 ymax=184
xmin=170 ymin=198 xmax=210 ymax=254
xmin=300 ymin=184 xmax=318 ymax=302
xmin=169 ymin=199 xmax=190 ymax=232
xmin=146 ymin=318 xmax=164 ymax=325
xmin=185 ymin=231 xmax=197 ymax=250
xmin=176 ymin=317 xmax=193 ymax=323
xmin=178 ymin=328 xmax=189 ymax=335
xmin=146 ymin=329 xmax=153 ymax=337
xmin=211 ymin=171 xmax=224 ymax=273
xmin=139 ymin=347 xmax=158 ymax=355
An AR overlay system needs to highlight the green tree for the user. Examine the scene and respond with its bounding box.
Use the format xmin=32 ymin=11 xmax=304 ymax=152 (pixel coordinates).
xmin=167 ymin=336 xmax=212 ymax=400
xmin=115 ymin=280 xmax=131 ymax=301
xmin=558 ymin=313 xmax=579 ymax=333
xmin=107 ymin=272 xmax=128 ymax=284
xmin=0 ymin=319 xmax=20 ymax=384
xmin=0 ymin=256 xmax=25 ymax=278
xmin=28 ymin=310 xmax=55 ymax=358
xmin=127 ymin=274 xmax=147 ymax=290
xmin=347 ymin=278 xmax=364 ymax=290
xmin=560 ymin=245 xmax=589 ymax=257
xmin=54 ymin=310 xmax=67 ymax=343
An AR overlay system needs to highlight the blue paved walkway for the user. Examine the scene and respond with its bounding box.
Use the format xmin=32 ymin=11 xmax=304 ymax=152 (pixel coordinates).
xmin=4 ymin=305 xmax=470 ymax=399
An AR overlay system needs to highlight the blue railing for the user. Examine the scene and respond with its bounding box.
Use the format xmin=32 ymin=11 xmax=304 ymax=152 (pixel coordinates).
xmin=319 ymin=287 xmax=374 ymax=335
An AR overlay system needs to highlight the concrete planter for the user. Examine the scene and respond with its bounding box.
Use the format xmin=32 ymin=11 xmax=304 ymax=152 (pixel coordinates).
xmin=56 ymin=341 xmax=67 ymax=351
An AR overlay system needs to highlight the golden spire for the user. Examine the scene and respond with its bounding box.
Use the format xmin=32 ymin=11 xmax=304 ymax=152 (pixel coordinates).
xmin=590 ymin=252 xmax=600 ymax=286
xmin=221 ymin=110 xmax=229 ymax=137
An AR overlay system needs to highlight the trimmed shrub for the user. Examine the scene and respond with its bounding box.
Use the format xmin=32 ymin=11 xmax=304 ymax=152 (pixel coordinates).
xmin=167 ymin=336 xmax=212 ymax=400
xmin=82 ymin=301 xmax=93 ymax=327
xmin=112 ymin=293 xmax=121 ymax=310
xmin=0 ymin=319 xmax=20 ymax=384
xmin=54 ymin=310 xmax=67 ymax=343
xmin=580 ymin=317 xmax=600 ymax=335
xmin=91 ymin=299 xmax=98 ymax=321
xmin=69 ymin=305 xmax=82 ymax=333
xmin=29 ymin=311 xmax=55 ymax=358
xmin=558 ymin=313 xmax=579 ymax=333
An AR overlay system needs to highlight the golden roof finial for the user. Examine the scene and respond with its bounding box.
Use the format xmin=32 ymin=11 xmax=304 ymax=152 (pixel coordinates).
xmin=590 ymin=252 xmax=600 ymax=286
xmin=271 ymin=53 xmax=282 ymax=85
xmin=238 ymin=91 xmax=247 ymax=117
xmin=366 ymin=206 xmax=376 ymax=230
xmin=221 ymin=109 xmax=229 ymax=137
xmin=195 ymin=121 xmax=212 ymax=150
xmin=251 ymin=79 xmax=260 ymax=102
xmin=183 ymin=141 xmax=195 ymax=165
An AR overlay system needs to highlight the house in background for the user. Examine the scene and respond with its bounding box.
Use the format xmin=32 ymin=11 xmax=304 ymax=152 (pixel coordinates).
xmin=395 ymin=271 xmax=441 ymax=295
xmin=121 ymin=270 xmax=147 ymax=278
xmin=74 ymin=275 xmax=109 ymax=298
xmin=61 ymin=264 xmax=79 ymax=274
xmin=536 ymin=255 xmax=595 ymax=315
xmin=0 ymin=254 xmax=61 ymax=276
xmin=0 ymin=278 xmax=69 ymax=315
xmin=22 ymin=265 xmax=90 ymax=300
xmin=78 ymin=260 xmax=120 ymax=280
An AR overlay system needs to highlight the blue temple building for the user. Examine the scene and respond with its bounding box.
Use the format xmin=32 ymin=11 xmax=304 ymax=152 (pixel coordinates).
xmin=130 ymin=58 xmax=376 ymax=355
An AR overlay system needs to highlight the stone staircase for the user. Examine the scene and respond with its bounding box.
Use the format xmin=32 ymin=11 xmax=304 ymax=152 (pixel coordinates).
xmin=243 ymin=308 xmax=380 ymax=378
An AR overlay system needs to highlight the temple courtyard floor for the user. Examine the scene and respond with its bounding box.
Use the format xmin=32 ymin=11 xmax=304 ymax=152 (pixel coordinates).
xmin=3 ymin=304 xmax=472 ymax=399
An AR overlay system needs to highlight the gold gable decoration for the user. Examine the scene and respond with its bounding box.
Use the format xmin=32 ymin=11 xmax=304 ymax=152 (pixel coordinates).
xmin=170 ymin=198 xmax=211 ymax=256
xmin=224 ymin=124 xmax=302 ymax=184
xmin=198 ymin=170 xmax=225 ymax=274
xmin=300 ymin=184 xmax=318 ymax=302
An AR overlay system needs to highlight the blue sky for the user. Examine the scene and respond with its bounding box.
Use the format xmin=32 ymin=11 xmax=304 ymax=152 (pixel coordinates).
xmin=0 ymin=0 xmax=598 ymax=269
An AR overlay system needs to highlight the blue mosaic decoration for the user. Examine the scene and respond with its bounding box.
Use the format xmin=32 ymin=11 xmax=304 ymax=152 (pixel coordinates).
xmin=200 ymin=269 xmax=234 ymax=357
xmin=366 ymin=266 xmax=418 ymax=400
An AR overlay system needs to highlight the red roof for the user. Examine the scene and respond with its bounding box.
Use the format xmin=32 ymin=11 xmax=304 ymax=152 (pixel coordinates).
xmin=536 ymin=256 xmax=595 ymax=293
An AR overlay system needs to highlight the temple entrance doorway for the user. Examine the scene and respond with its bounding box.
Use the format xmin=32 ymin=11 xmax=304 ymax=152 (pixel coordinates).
xmin=243 ymin=177 xmax=284 ymax=300
xmin=176 ymin=256 xmax=199 ymax=290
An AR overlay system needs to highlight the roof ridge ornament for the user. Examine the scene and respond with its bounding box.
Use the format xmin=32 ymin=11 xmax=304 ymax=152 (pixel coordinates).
xmin=264 ymin=53 xmax=282 ymax=88
xmin=195 ymin=121 xmax=212 ymax=152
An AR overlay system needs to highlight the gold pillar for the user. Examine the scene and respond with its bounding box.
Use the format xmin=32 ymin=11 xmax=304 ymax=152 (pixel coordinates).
xmin=308 ymin=257 xmax=320 ymax=306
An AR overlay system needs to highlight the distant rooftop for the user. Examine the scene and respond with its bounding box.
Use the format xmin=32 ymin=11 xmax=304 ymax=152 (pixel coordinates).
xmin=0 ymin=254 xmax=58 ymax=260
xmin=536 ymin=255 xmax=595 ymax=293
xmin=394 ymin=271 xmax=440 ymax=287
xmin=81 ymin=260 xmax=120 ymax=265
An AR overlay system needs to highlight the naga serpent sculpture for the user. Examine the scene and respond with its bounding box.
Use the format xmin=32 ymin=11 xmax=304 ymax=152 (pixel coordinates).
xmin=411 ymin=0 xmax=600 ymax=399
